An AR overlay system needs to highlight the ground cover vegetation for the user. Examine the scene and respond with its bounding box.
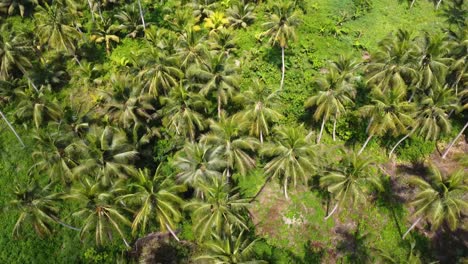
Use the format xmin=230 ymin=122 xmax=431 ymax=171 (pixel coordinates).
xmin=0 ymin=0 xmax=466 ymax=263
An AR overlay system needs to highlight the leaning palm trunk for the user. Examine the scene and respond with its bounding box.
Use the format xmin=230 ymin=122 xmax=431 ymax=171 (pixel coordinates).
xmin=217 ymin=95 xmax=222 ymax=119
xmin=165 ymin=223 xmax=180 ymax=242
xmin=137 ymin=0 xmax=146 ymax=29
xmin=324 ymin=202 xmax=339 ymax=220
xmin=410 ymin=0 xmax=416 ymax=8
xmin=332 ymin=115 xmax=337 ymax=141
xmin=358 ymin=134 xmax=373 ymax=155
xmin=87 ymin=0 xmax=95 ymax=21
xmin=280 ymin=46 xmax=285 ymax=90
xmin=52 ymin=216 xmax=81 ymax=231
xmin=402 ymin=217 xmax=422 ymax=239
xmin=436 ymin=0 xmax=442 ymax=9
xmin=0 ymin=109 xmax=25 ymax=147
xmin=442 ymin=121 xmax=468 ymax=159
xmin=389 ymin=130 xmax=414 ymax=157
xmin=250 ymin=174 xmax=274 ymax=202
xmin=317 ymin=117 xmax=326 ymax=144
xmin=283 ymin=178 xmax=289 ymax=200
xmin=259 ymin=130 xmax=263 ymax=144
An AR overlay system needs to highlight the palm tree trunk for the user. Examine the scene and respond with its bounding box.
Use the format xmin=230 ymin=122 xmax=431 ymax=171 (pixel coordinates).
xmin=410 ymin=0 xmax=416 ymax=8
xmin=283 ymin=178 xmax=289 ymax=200
xmin=358 ymin=134 xmax=373 ymax=155
xmin=26 ymin=76 xmax=39 ymax=93
xmin=250 ymin=174 xmax=274 ymax=202
xmin=442 ymin=121 xmax=468 ymax=159
xmin=52 ymin=217 xmax=81 ymax=231
xmin=87 ymin=0 xmax=95 ymax=22
xmin=280 ymin=46 xmax=285 ymax=90
xmin=324 ymin=202 xmax=339 ymax=220
xmin=165 ymin=223 xmax=180 ymax=242
xmin=435 ymin=0 xmax=442 ymax=9
xmin=137 ymin=0 xmax=146 ymax=30
xmin=260 ymin=130 xmax=263 ymax=144
xmin=389 ymin=131 xmax=413 ymax=157
xmin=333 ymin=115 xmax=337 ymax=141
xmin=402 ymin=217 xmax=422 ymax=239
xmin=317 ymin=118 xmax=326 ymax=144
xmin=217 ymin=95 xmax=222 ymax=119
xmin=0 ymin=109 xmax=25 ymax=147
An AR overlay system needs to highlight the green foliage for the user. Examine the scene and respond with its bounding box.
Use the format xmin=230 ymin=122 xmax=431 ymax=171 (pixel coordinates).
xmin=396 ymin=136 xmax=436 ymax=162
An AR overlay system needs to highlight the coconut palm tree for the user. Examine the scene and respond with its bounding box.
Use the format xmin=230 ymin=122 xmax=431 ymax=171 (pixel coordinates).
xmin=90 ymin=18 xmax=120 ymax=55
xmin=187 ymin=53 xmax=239 ymax=118
xmin=35 ymin=2 xmax=80 ymax=54
xmin=176 ymin=27 xmax=208 ymax=69
xmin=196 ymin=231 xmax=265 ymax=263
xmin=261 ymin=1 xmax=301 ymax=90
xmin=0 ymin=0 xmax=37 ymax=17
xmin=358 ymin=85 xmax=415 ymax=155
xmin=201 ymin=114 xmax=259 ymax=178
xmin=185 ymin=177 xmax=249 ymax=241
xmin=66 ymin=177 xmax=131 ymax=247
xmin=226 ymin=0 xmax=256 ymax=29
xmin=261 ymin=125 xmax=317 ymax=199
xmin=208 ymin=28 xmax=238 ymax=56
xmin=0 ymin=24 xmax=34 ymax=81
xmin=160 ymin=83 xmax=208 ymax=141
xmin=117 ymin=166 xmax=185 ymax=239
xmin=114 ymin=4 xmax=146 ymax=38
xmin=72 ymin=126 xmax=138 ymax=185
xmin=305 ymin=67 xmax=356 ymax=143
xmin=402 ymin=164 xmax=467 ymax=238
xmin=173 ymin=142 xmax=226 ymax=196
xmin=320 ymin=151 xmax=383 ymax=219
xmin=366 ymin=29 xmax=418 ymax=93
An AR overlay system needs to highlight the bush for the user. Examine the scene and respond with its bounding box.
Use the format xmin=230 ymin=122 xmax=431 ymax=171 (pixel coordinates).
xmin=397 ymin=136 xmax=435 ymax=162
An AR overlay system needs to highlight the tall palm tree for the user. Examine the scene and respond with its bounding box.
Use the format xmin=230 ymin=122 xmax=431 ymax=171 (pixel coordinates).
xmin=402 ymin=164 xmax=467 ymax=238
xmin=176 ymin=27 xmax=208 ymax=69
xmin=173 ymin=142 xmax=226 ymax=196
xmin=35 ymin=2 xmax=80 ymax=54
xmin=366 ymin=29 xmax=418 ymax=93
xmin=234 ymin=79 xmax=283 ymax=144
xmin=73 ymin=126 xmax=138 ymax=185
xmin=226 ymin=1 xmax=256 ymax=29
xmin=196 ymin=231 xmax=265 ymax=263
xmin=114 ymin=4 xmax=146 ymax=38
xmin=185 ymin=178 xmax=249 ymax=241
xmin=261 ymin=125 xmax=317 ymax=199
xmin=117 ymin=166 xmax=185 ymax=239
xmin=305 ymin=67 xmax=356 ymax=143
xmin=261 ymin=1 xmax=301 ymax=90
xmin=200 ymin=114 xmax=259 ymax=178
xmin=14 ymin=86 xmax=62 ymax=128
xmin=160 ymin=83 xmax=208 ymax=141
xmin=66 ymin=177 xmax=132 ymax=247
xmin=90 ymin=18 xmax=120 ymax=55
xmin=187 ymin=53 xmax=239 ymax=118
xmin=0 ymin=0 xmax=37 ymax=17
xmin=0 ymin=24 xmax=33 ymax=81
xmin=358 ymin=85 xmax=415 ymax=155
xmin=320 ymin=151 xmax=383 ymax=219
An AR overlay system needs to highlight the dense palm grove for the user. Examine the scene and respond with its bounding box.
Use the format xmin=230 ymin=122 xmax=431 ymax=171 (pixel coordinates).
xmin=0 ymin=0 xmax=467 ymax=263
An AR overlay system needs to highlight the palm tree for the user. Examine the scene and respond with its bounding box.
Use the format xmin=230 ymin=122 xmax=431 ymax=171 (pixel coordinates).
xmin=201 ymin=114 xmax=259 ymax=178
xmin=176 ymin=27 xmax=208 ymax=69
xmin=234 ymin=79 xmax=283 ymax=144
xmin=160 ymin=83 xmax=208 ymax=141
xmin=208 ymin=28 xmax=238 ymax=56
xmin=185 ymin=178 xmax=249 ymax=241
xmin=66 ymin=177 xmax=131 ymax=247
xmin=402 ymin=164 xmax=467 ymax=238
xmin=0 ymin=0 xmax=37 ymax=17
xmin=117 ymin=166 xmax=185 ymax=240
xmin=320 ymin=151 xmax=383 ymax=219
xmin=196 ymin=231 xmax=265 ymax=263
xmin=73 ymin=126 xmax=138 ymax=185
xmin=226 ymin=1 xmax=256 ymax=29
xmin=173 ymin=142 xmax=226 ymax=196
xmin=187 ymin=53 xmax=239 ymax=118
xmin=305 ymin=67 xmax=356 ymax=143
xmin=261 ymin=1 xmax=300 ymax=90
xmin=261 ymin=125 xmax=317 ymax=199
xmin=10 ymin=180 xmax=59 ymax=238
xmin=366 ymin=29 xmax=418 ymax=93
xmin=14 ymin=86 xmax=62 ymax=128
xmin=358 ymin=85 xmax=415 ymax=155
xmin=114 ymin=4 xmax=146 ymax=38
xmin=35 ymin=2 xmax=80 ymax=54
xmin=0 ymin=24 xmax=33 ymax=81
xmin=90 ymin=18 xmax=120 ymax=55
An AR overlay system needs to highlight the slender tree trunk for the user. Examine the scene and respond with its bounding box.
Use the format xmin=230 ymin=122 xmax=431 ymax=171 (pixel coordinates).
xmin=325 ymin=203 xmax=339 ymax=220
xmin=165 ymin=223 xmax=180 ymax=242
xmin=250 ymin=174 xmax=274 ymax=202
xmin=436 ymin=0 xmax=442 ymax=9
xmin=0 ymin=109 xmax=25 ymax=147
xmin=87 ymin=0 xmax=95 ymax=22
xmin=410 ymin=0 xmax=416 ymax=8
xmin=366 ymin=118 xmax=373 ymax=134
xmin=52 ymin=217 xmax=81 ymax=231
xmin=402 ymin=217 xmax=422 ymax=239
xmin=389 ymin=131 xmax=413 ymax=157
xmin=333 ymin=115 xmax=337 ymax=141
xmin=260 ymin=130 xmax=263 ymax=144
xmin=358 ymin=134 xmax=373 ymax=155
xmin=280 ymin=46 xmax=285 ymax=90
xmin=217 ymin=95 xmax=222 ymax=119
xmin=123 ymin=237 xmax=130 ymax=248
xmin=442 ymin=121 xmax=468 ymax=159
xmin=137 ymin=0 xmax=146 ymax=30
xmin=283 ymin=178 xmax=289 ymax=200
xmin=317 ymin=118 xmax=326 ymax=144
xmin=26 ymin=76 xmax=39 ymax=93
